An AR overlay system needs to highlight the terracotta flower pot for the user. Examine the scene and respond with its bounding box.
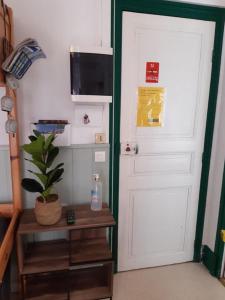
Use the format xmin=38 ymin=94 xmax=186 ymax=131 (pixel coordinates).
xmin=34 ymin=195 xmax=62 ymax=225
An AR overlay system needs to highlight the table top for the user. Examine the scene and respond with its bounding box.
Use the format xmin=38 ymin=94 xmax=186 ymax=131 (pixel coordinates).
xmin=17 ymin=203 xmax=115 ymax=234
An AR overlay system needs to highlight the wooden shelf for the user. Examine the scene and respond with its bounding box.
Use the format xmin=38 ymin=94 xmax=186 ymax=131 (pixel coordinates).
xmin=23 ymin=261 xmax=113 ymax=300
xmin=18 ymin=203 xmax=115 ymax=234
xmin=22 ymin=237 xmax=112 ymax=274
xmin=17 ymin=204 xmax=115 ymax=300
xmin=70 ymin=262 xmax=113 ymax=300
xmin=22 ymin=240 xmax=69 ymax=275
xmin=24 ymin=271 xmax=68 ymax=300
xmin=70 ymin=238 xmax=112 ymax=265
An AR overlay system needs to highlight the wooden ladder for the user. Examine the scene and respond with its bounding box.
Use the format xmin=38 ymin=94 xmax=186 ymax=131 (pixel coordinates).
xmin=0 ymin=3 xmax=22 ymax=283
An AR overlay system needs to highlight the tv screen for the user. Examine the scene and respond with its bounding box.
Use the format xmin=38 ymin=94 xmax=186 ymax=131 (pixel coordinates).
xmin=70 ymin=52 xmax=113 ymax=97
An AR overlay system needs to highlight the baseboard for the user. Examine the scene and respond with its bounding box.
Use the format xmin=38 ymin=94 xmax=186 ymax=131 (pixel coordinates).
xmin=202 ymin=245 xmax=217 ymax=276
xmin=220 ymin=278 xmax=225 ymax=287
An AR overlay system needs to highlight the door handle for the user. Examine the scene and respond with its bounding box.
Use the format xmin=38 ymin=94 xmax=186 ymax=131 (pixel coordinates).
xmin=135 ymin=144 xmax=139 ymax=154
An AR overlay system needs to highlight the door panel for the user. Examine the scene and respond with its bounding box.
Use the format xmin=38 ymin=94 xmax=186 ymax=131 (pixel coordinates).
xmin=133 ymin=153 xmax=192 ymax=174
xmin=130 ymin=188 xmax=189 ymax=254
xmin=118 ymin=12 xmax=215 ymax=271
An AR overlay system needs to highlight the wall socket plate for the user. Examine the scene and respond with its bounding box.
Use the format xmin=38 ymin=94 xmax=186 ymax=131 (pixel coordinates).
xmin=95 ymin=151 xmax=106 ymax=162
xmin=95 ymin=133 xmax=106 ymax=144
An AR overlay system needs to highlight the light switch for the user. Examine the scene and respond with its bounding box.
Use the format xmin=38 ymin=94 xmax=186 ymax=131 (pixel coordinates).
xmin=95 ymin=151 xmax=106 ymax=162
xmin=95 ymin=133 xmax=106 ymax=144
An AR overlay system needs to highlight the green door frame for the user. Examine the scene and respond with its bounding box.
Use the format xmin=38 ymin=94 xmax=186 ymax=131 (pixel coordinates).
xmin=110 ymin=0 xmax=225 ymax=272
xmin=214 ymin=163 xmax=225 ymax=277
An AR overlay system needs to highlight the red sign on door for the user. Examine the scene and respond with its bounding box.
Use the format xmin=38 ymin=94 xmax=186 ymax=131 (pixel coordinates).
xmin=146 ymin=62 xmax=159 ymax=83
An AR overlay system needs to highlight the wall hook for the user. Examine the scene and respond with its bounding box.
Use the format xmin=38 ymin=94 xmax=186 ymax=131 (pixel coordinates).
xmin=83 ymin=113 xmax=90 ymax=125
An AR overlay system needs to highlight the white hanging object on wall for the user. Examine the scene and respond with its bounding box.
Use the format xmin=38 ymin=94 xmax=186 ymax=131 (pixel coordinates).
xmin=6 ymin=74 xmax=19 ymax=90
xmin=1 ymin=95 xmax=14 ymax=112
xmin=5 ymin=119 xmax=17 ymax=134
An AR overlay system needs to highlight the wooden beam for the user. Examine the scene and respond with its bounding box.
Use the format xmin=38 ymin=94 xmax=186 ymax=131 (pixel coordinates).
xmin=0 ymin=5 xmax=12 ymax=85
xmin=0 ymin=210 xmax=19 ymax=283
xmin=0 ymin=203 xmax=13 ymax=217
xmin=0 ymin=7 xmax=22 ymax=212
xmin=0 ymin=5 xmax=10 ymax=26
xmin=7 ymin=88 xmax=22 ymax=212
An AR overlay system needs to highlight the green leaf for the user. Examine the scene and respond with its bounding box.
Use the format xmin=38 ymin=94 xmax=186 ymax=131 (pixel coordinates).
xmin=46 ymin=164 xmax=64 ymax=188
xmin=42 ymin=187 xmax=53 ymax=199
xmin=25 ymin=158 xmax=46 ymax=174
xmin=21 ymin=178 xmax=44 ymax=193
xmin=23 ymin=135 xmax=45 ymax=156
xmin=44 ymin=134 xmax=55 ymax=151
xmin=28 ymin=170 xmax=48 ymax=186
xmin=32 ymin=153 xmax=43 ymax=163
xmin=46 ymin=163 xmax=64 ymax=176
xmin=47 ymin=168 xmax=64 ymax=187
xmin=55 ymin=162 xmax=64 ymax=169
xmin=28 ymin=135 xmax=37 ymax=142
xmin=33 ymin=130 xmax=41 ymax=137
xmin=46 ymin=147 xmax=59 ymax=168
xmin=36 ymin=174 xmax=48 ymax=186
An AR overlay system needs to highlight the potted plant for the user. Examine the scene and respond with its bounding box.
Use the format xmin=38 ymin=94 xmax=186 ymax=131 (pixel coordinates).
xmin=21 ymin=130 xmax=64 ymax=225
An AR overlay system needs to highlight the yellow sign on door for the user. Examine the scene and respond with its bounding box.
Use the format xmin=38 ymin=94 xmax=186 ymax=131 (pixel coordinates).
xmin=136 ymin=87 xmax=165 ymax=127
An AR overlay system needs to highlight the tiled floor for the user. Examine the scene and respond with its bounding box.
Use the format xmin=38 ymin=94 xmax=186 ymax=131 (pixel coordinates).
xmin=113 ymin=263 xmax=225 ymax=300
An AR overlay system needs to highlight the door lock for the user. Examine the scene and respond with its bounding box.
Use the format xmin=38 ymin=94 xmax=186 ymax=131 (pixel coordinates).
xmin=121 ymin=143 xmax=138 ymax=155
xmin=125 ymin=144 xmax=131 ymax=152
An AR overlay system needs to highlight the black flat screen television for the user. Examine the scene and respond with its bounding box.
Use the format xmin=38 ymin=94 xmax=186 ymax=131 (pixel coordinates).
xmin=70 ymin=50 xmax=113 ymax=102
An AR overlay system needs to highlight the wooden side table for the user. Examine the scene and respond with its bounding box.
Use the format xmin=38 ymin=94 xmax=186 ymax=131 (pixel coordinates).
xmin=17 ymin=203 xmax=115 ymax=300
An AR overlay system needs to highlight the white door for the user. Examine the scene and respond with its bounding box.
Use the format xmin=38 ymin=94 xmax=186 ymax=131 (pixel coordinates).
xmin=118 ymin=12 xmax=215 ymax=271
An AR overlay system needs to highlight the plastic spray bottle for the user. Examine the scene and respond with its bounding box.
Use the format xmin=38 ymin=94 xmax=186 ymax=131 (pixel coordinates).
xmin=91 ymin=173 xmax=102 ymax=211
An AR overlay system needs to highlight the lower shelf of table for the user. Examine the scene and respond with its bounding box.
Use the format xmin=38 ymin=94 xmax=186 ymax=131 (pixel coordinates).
xmin=23 ymin=271 xmax=68 ymax=300
xmin=69 ymin=263 xmax=113 ymax=300
xmin=23 ymin=262 xmax=113 ymax=300
xmin=22 ymin=237 xmax=112 ymax=275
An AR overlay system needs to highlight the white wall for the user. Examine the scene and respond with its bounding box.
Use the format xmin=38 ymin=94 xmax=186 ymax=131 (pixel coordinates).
xmin=5 ymin=0 xmax=111 ymax=145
